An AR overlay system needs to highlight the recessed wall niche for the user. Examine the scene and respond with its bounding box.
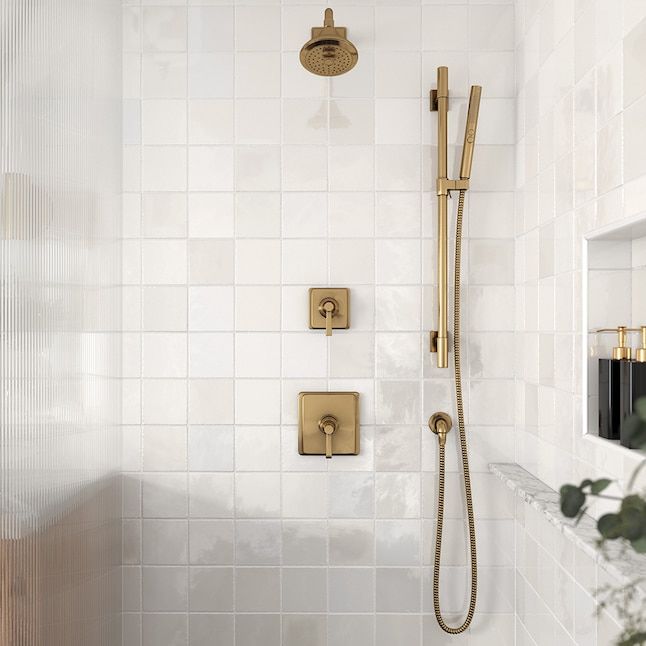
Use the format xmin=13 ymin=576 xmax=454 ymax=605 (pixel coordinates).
xmin=585 ymin=218 xmax=646 ymax=441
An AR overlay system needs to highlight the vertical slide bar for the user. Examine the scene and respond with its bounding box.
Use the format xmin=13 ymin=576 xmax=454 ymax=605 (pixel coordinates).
xmin=436 ymin=66 xmax=449 ymax=368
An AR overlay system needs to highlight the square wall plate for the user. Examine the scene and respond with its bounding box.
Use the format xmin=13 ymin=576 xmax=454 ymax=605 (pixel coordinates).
xmin=298 ymin=391 xmax=360 ymax=456
xmin=309 ymin=288 xmax=350 ymax=332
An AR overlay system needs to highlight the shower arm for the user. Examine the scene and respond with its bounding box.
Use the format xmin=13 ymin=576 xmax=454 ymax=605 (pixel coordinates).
xmin=429 ymin=66 xmax=481 ymax=368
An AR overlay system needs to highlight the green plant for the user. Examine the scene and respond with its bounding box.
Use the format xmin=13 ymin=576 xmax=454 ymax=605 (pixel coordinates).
xmin=559 ymin=397 xmax=646 ymax=645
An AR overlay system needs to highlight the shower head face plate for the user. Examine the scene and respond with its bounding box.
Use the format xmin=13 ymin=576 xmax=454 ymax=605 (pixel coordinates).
xmin=299 ymin=8 xmax=358 ymax=77
xmin=300 ymin=38 xmax=358 ymax=76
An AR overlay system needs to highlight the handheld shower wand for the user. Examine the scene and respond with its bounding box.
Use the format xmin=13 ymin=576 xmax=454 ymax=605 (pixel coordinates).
xmin=429 ymin=67 xmax=481 ymax=635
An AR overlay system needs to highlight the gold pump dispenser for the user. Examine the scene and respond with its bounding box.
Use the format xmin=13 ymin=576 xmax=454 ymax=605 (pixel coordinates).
xmin=596 ymin=326 xmax=634 ymax=360
xmin=636 ymin=326 xmax=646 ymax=363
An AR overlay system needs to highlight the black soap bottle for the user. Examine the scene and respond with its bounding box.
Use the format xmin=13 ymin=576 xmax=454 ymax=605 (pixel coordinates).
xmin=599 ymin=326 xmax=632 ymax=441
xmin=623 ymin=326 xmax=646 ymax=448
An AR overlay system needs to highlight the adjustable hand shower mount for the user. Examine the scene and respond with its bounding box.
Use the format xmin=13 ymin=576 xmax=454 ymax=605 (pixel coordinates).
xmin=428 ymin=66 xmax=482 ymax=635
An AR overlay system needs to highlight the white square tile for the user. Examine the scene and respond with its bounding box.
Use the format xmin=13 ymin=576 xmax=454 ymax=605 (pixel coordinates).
xmin=282 ymin=333 xmax=327 ymax=379
xmin=235 ymin=286 xmax=281 ymax=331
xmin=142 ymin=240 xmax=187 ymax=285
xmin=189 ymin=332 xmax=234 ymax=378
xmin=142 ymin=146 xmax=187 ymax=191
xmin=143 ymin=333 xmax=187 ymax=378
xmin=189 ymin=286 xmax=234 ymax=331
xmin=142 ymin=7 xmax=187 ymax=53
xmin=329 ymin=239 xmax=375 ymax=284
xmin=188 ymin=378 xmax=234 ymax=424
xmin=189 ymin=146 xmax=234 ymax=191
xmin=142 ymin=192 xmax=186 ymax=238
xmin=282 ymin=473 xmax=327 ymax=518
xmin=188 ymin=100 xmax=234 ymax=144
xmin=237 ymin=52 xmax=281 ymax=98
xmin=142 ymin=53 xmax=187 ymax=99
xmin=236 ymin=6 xmax=281 ymax=51
xmin=282 ymin=193 xmax=327 ymax=238
xmin=282 ymin=240 xmax=327 ymax=284
xmin=235 ymin=380 xmax=281 ymax=424
xmin=235 ymin=193 xmax=281 ymax=238
xmin=235 ymin=473 xmax=281 ymax=517
xmin=329 ymin=99 xmax=375 ymax=145
xmin=376 ymin=99 xmax=421 ymax=145
xmin=188 ymin=53 xmax=234 ymax=99
xmin=235 ymin=332 xmax=281 ymax=378
xmin=188 ymin=193 xmax=234 ymax=237
xmin=143 ymin=286 xmax=187 ymax=331
xmin=143 ymin=379 xmax=187 ymax=424
xmin=329 ymin=193 xmax=375 ymax=238
xmin=188 ymin=6 xmax=233 ymax=53
xmin=236 ymin=240 xmax=281 ymax=284
xmin=189 ymin=473 xmax=234 ymax=518
xmin=282 ymin=99 xmax=328 ymax=145
xmin=376 ymin=5 xmax=421 ymax=50
xmin=282 ymin=145 xmax=328 ymax=191
xmin=329 ymin=145 xmax=375 ymax=191
xmin=188 ymin=426 xmax=234 ymax=471
xmin=375 ymin=145 xmax=421 ymax=191
xmin=142 ymin=426 xmax=187 ymax=471
xmin=235 ymin=426 xmax=281 ymax=471
xmin=235 ymin=99 xmax=281 ymax=144
xmin=235 ymin=146 xmax=281 ymax=191
xmin=375 ymin=52 xmax=421 ymax=98
xmin=189 ymin=239 xmax=234 ymax=285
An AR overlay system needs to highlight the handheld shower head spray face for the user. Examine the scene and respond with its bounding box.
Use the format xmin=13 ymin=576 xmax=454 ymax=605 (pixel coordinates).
xmin=299 ymin=8 xmax=358 ymax=77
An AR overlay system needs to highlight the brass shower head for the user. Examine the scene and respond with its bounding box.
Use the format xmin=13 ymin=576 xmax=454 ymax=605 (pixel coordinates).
xmin=299 ymin=8 xmax=358 ymax=77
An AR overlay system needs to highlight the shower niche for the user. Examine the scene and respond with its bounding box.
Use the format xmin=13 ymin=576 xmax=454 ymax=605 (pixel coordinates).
xmin=585 ymin=217 xmax=646 ymax=445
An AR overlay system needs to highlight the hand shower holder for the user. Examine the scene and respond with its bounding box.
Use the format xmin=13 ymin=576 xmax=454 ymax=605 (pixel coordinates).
xmin=429 ymin=66 xmax=481 ymax=368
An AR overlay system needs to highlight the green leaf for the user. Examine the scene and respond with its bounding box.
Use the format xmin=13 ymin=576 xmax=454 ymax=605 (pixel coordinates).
xmin=580 ymin=479 xmax=593 ymax=489
xmin=619 ymin=507 xmax=646 ymax=541
xmin=621 ymin=494 xmax=646 ymax=513
xmin=589 ymin=478 xmax=612 ymax=494
xmin=598 ymin=513 xmax=623 ymax=539
xmin=560 ymin=484 xmax=586 ymax=518
xmin=622 ymin=414 xmax=646 ymax=449
xmin=630 ymin=536 xmax=646 ymax=553
xmin=634 ymin=397 xmax=646 ymax=421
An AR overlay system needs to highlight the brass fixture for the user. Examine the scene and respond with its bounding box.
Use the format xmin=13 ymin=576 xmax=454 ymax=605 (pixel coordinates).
xmin=428 ymin=66 xmax=481 ymax=636
xmin=318 ymin=415 xmax=338 ymax=458
xmin=428 ymin=412 xmax=452 ymax=448
xmin=595 ymin=326 xmax=642 ymax=360
xmin=309 ymin=288 xmax=350 ymax=336
xmin=298 ymin=392 xmax=359 ymax=458
xmin=637 ymin=327 xmax=646 ymax=363
xmin=429 ymin=67 xmax=482 ymax=368
xmin=299 ymin=8 xmax=358 ymax=77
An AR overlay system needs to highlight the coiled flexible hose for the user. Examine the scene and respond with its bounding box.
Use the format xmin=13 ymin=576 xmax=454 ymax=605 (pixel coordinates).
xmin=432 ymin=189 xmax=478 ymax=634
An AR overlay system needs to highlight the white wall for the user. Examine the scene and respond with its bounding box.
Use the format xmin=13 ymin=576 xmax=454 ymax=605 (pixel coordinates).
xmin=121 ymin=1 xmax=517 ymax=644
xmin=514 ymin=0 xmax=646 ymax=642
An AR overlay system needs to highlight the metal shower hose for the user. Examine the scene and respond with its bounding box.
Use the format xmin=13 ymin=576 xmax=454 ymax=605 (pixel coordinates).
xmin=432 ymin=189 xmax=478 ymax=634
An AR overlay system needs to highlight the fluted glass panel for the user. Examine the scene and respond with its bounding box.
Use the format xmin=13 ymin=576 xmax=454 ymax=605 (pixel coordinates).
xmin=0 ymin=0 xmax=122 ymax=643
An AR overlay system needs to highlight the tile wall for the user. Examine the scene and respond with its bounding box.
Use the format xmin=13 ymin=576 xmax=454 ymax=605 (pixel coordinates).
xmin=514 ymin=0 xmax=646 ymax=643
xmin=121 ymin=1 xmax=517 ymax=644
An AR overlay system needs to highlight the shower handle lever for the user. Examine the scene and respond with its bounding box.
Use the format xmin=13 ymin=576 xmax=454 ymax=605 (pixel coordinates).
xmin=318 ymin=298 xmax=338 ymax=336
xmin=318 ymin=415 xmax=338 ymax=458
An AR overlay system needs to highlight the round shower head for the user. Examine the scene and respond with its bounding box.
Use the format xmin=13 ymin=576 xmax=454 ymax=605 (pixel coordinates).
xmin=300 ymin=8 xmax=358 ymax=77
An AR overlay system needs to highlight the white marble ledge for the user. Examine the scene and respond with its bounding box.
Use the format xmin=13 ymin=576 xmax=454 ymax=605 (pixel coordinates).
xmin=489 ymin=462 xmax=646 ymax=593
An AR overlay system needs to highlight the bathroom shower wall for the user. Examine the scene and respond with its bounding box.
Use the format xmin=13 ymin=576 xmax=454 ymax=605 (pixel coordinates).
xmin=514 ymin=0 xmax=646 ymax=642
xmin=0 ymin=0 xmax=122 ymax=644
xmin=121 ymin=2 xmax=516 ymax=644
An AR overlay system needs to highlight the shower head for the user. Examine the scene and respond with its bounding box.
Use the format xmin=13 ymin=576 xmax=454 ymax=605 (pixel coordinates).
xmin=459 ymin=85 xmax=482 ymax=180
xmin=299 ymin=8 xmax=358 ymax=77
